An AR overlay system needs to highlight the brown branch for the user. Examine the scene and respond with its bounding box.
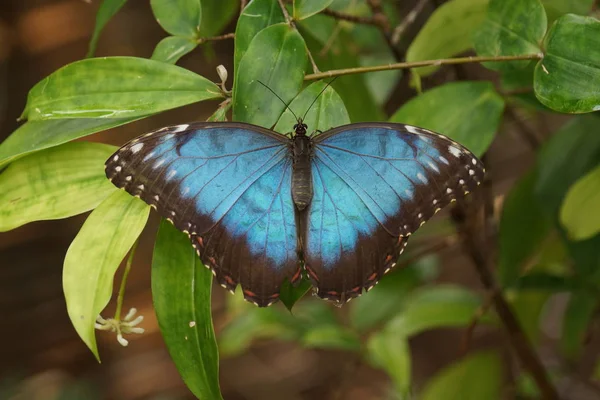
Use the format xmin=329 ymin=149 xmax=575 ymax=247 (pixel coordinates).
xmin=451 ymin=187 xmax=560 ymax=399
xmin=321 ymin=8 xmax=380 ymax=26
xmin=197 ymin=32 xmax=235 ymax=44
xmin=365 ymin=0 xmax=403 ymax=61
xmin=391 ymin=0 xmax=429 ymax=45
xmin=304 ymin=53 xmax=544 ymax=80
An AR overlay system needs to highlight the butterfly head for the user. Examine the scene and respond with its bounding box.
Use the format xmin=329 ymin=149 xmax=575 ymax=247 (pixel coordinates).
xmin=293 ymin=118 xmax=308 ymax=136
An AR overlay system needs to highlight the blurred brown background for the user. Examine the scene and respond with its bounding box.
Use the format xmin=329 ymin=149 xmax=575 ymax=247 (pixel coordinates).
xmin=1 ymin=1 xmax=597 ymax=399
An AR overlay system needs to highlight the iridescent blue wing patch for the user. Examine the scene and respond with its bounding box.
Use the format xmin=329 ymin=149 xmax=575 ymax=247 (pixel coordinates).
xmin=304 ymin=123 xmax=485 ymax=303
xmin=105 ymin=122 xmax=301 ymax=306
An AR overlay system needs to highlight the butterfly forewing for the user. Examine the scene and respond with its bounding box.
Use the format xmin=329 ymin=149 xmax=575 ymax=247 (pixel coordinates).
xmin=303 ymin=123 xmax=484 ymax=303
xmin=105 ymin=122 xmax=301 ymax=306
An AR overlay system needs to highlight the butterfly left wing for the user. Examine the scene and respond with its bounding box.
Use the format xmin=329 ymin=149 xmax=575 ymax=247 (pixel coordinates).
xmin=303 ymin=123 xmax=485 ymax=304
xmin=105 ymin=122 xmax=301 ymax=306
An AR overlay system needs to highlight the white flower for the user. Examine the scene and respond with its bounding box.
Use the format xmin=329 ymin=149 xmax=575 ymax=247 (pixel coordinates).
xmin=95 ymin=308 xmax=145 ymax=347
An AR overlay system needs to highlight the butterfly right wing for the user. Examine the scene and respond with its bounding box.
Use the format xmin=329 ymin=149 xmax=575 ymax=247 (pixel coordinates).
xmin=105 ymin=123 xmax=301 ymax=306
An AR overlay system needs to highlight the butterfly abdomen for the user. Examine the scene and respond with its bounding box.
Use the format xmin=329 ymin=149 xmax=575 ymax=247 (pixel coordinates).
xmin=291 ymin=135 xmax=313 ymax=210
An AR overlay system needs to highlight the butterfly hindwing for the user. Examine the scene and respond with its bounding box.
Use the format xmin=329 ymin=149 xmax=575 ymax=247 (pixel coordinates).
xmin=105 ymin=122 xmax=301 ymax=306
xmin=303 ymin=123 xmax=485 ymax=303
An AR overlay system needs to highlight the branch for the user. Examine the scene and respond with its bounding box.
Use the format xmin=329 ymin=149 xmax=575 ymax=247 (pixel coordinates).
xmin=451 ymin=192 xmax=560 ymax=399
xmin=391 ymin=0 xmax=429 ymax=45
xmin=197 ymin=32 xmax=235 ymax=44
xmin=365 ymin=0 xmax=403 ymax=60
xmin=321 ymin=8 xmax=380 ymax=26
xmin=276 ymin=0 xmax=320 ymax=73
xmin=304 ymin=53 xmax=544 ymax=80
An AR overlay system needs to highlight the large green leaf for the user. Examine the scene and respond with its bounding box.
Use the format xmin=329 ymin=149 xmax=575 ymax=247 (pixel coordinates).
xmin=389 ymin=285 xmax=490 ymax=337
xmin=534 ymin=14 xmax=600 ymax=113
xmin=0 ymin=142 xmax=117 ymax=232
xmin=273 ymin=80 xmax=350 ymax=134
xmin=293 ymin=0 xmax=334 ymax=20
xmin=560 ymin=164 xmax=600 ymax=241
xmin=407 ymin=0 xmax=488 ymax=78
xmin=199 ymin=0 xmax=237 ymax=37
xmin=87 ymin=0 xmax=128 ymax=57
xmin=233 ymin=0 xmax=284 ymax=75
xmin=561 ymin=291 xmax=599 ymax=359
xmin=350 ymin=259 xmax=439 ymax=333
xmin=150 ymin=0 xmax=202 ymax=38
xmin=300 ymin=16 xmax=384 ymax=122
xmin=420 ymin=352 xmax=502 ymax=400
xmin=542 ymin=0 xmax=595 ymax=23
xmin=498 ymin=169 xmax=552 ymax=285
xmin=21 ymin=57 xmax=222 ymax=120
xmin=63 ymin=190 xmax=149 ymax=360
xmin=0 ymin=118 xmax=140 ymax=167
xmin=232 ymin=23 xmax=307 ymax=127
xmin=474 ymin=0 xmax=546 ymax=71
xmin=152 ymin=220 xmax=222 ymax=400
xmin=367 ymin=331 xmax=411 ymax=395
xmin=390 ymin=81 xmax=505 ymax=157
xmin=151 ymin=36 xmax=197 ymax=64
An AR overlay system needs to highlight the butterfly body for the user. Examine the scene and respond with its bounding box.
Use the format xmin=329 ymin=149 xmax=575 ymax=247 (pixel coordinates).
xmin=106 ymin=121 xmax=484 ymax=307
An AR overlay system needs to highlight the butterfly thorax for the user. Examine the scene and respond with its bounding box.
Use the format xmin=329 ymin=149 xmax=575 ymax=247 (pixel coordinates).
xmin=291 ymin=121 xmax=313 ymax=210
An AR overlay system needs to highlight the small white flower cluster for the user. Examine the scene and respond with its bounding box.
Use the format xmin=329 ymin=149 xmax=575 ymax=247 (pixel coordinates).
xmin=95 ymin=308 xmax=145 ymax=347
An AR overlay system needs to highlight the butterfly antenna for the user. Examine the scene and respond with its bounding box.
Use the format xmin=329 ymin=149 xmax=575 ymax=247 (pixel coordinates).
xmin=301 ymin=77 xmax=339 ymax=122
xmin=256 ymin=80 xmax=299 ymax=121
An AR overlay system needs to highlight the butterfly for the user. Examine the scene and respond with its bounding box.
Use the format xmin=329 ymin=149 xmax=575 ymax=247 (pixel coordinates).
xmin=105 ymin=120 xmax=484 ymax=306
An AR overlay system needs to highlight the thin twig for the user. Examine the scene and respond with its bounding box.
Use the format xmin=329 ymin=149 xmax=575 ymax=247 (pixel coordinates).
xmin=276 ymin=0 xmax=320 ymax=73
xmin=114 ymin=240 xmax=139 ymax=322
xmin=304 ymin=53 xmax=543 ymax=80
xmin=321 ymin=8 xmax=380 ymax=25
xmin=451 ymin=200 xmax=560 ymax=400
xmin=505 ymin=107 xmax=542 ymax=150
xmin=391 ymin=0 xmax=429 ymax=45
xmin=365 ymin=0 xmax=403 ymax=60
xmin=197 ymin=32 xmax=235 ymax=44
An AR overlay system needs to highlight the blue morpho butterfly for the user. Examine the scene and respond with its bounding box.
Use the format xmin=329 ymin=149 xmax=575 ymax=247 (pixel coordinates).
xmin=105 ymin=87 xmax=485 ymax=307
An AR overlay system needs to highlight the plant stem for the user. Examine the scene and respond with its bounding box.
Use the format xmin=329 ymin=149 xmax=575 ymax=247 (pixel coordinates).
xmin=304 ymin=53 xmax=543 ymax=80
xmin=321 ymin=8 xmax=380 ymax=26
xmin=197 ymin=32 xmax=235 ymax=44
xmin=365 ymin=0 xmax=403 ymax=61
xmin=114 ymin=240 xmax=139 ymax=322
xmin=451 ymin=204 xmax=560 ymax=400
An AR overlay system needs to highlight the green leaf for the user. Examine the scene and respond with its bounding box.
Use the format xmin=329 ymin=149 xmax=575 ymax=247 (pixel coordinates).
xmin=407 ymin=0 xmax=489 ymax=78
xmin=561 ymin=291 xmax=598 ymax=359
xmin=390 ymin=81 xmax=505 ymax=157
xmin=536 ymin=115 xmax=600 ymax=216
xmin=233 ymin=0 xmax=284 ymax=75
xmin=232 ymin=23 xmax=307 ymax=127
xmin=561 ymin=164 xmax=600 ymax=240
xmin=218 ymin=307 xmax=300 ymax=357
xmin=498 ymin=169 xmax=552 ymax=285
xmin=300 ymin=17 xmax=384 ymax=122
xmin=150 ymin=0 xmax=202 ymax=38
xmin=474 ymin=0 xmax=546 ymax=71
xmin=420 ymin=352 xmax=502 ymax=400
xmin=152 ymin=220 xmax=222 ymax=400
xmin=542 ymin=0 xmax=595 ymax=24
xmin=350 ymin=259 xmax=439 ymax=333
xmin=0 ymin=142 xmax=117 ymax=232
xmin=390 ymin=285 xmax=490 ymax=337
xmin=206 ymin=101 xmax=231 ymax=122
xmin=87 ymin=0 xmax=128 ymax=57
xmin=367 ymin=329 xmax=411 ymax=395
xmin=359 ymin=53 xmax=401 ymax=106
xmin=21 ymin=57 xmax=222 ymax=120
xmin=199 ymin=0 xmax=237 ymax=37
xmin=63 ymin=190 xmax=149 ymax=360
xmin=273 ymin=80 xmax=350 ymax=134
xmin=534 ymin=14 xmax=600 ymax=114
xmin=0 ymin=118 xmax=140 ymax=167
xmin=293 ymin=0 xmax=334 ymax=20
xmin=151 ymin=36 xmax=197 ymax=64
xmin=301 ymin=325 xmax=361 ymax=351
xmin=279 ymin=278 xmax=312 ymax=311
